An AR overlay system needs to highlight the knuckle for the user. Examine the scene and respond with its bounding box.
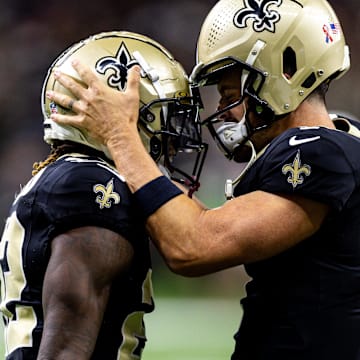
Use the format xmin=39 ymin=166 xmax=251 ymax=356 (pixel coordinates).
xmin=79 ymin=114 xmax=87 ymax=124
xmin=82 ymin=101 xmax=90 ymax=112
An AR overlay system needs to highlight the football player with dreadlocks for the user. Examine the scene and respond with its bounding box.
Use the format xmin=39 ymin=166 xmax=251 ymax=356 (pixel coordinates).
xmin=47 ymin=0 xmax=360 ymax=359
xmin=0 ymin=31 xmax=206 ymax=359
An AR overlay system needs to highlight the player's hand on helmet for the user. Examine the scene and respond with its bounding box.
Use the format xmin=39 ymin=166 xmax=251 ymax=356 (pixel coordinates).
xmin=46 ymin=59 xmax=141 ymax=146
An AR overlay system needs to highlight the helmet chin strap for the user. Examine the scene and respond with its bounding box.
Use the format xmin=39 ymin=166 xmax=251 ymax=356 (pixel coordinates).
xmin=215 ymin=103 xmax=258 ymax=199
xmin=132 ymin=51 xmax=168 ymax=120
xmin=241 ymin=40 xmax=266 ymax=93
xmin=224 ymin=40 xmax=266 ymax=200
xmin=225 ymin=141 xmax=257 ymax=200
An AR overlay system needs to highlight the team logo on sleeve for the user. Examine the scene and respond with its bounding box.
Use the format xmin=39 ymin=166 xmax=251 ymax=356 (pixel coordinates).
xmin=93 ymin=179 xmax=121 ymax=209
xmin=282 ymin=150 xmax=311 ymax=188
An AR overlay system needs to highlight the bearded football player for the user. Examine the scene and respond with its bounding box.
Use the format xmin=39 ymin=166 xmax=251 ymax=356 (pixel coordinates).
xmin=47 ymin=0 xmax=360 ymax=359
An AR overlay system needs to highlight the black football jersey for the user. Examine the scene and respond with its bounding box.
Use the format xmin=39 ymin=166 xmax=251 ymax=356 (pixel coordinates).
xmin=0 ymin=153 xmax=154 ymax=359
xmin=232 ymin=125 xmax=360 ymax=359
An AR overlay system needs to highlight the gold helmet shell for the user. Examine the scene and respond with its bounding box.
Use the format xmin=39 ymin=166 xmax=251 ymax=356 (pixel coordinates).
xmin=42 ymin=31 xmax=207 ymax=188
xmin=191 ymin=0 xmax=350 ymax=116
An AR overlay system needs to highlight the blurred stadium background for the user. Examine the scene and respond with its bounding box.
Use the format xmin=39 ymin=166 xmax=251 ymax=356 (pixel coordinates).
xmin=0 ymin=0 xmax=359 ymax=358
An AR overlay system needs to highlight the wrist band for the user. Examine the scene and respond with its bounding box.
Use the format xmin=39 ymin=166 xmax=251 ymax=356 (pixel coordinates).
xmin=133 ymin=176 xmax=183 ymax=219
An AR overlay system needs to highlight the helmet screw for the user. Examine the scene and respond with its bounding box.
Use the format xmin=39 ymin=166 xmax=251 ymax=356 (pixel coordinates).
xmin=264 ymin=72 xmax=269 ymax=77
xmin=284 ymin=104 xmax=290 ymax=110
xmin=146 ymin=113 xmax=155 ymax=122
xmin=251 ymin=50 xmax=258 ymax=55
xmin=299 ymin=90 xmax=305 ymax=96
xmin=317 ymin=69 xmax=325 ymax=76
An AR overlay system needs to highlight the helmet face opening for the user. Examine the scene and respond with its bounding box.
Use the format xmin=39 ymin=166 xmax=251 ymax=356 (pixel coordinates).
xmin=139 ymin=97 xmax=208 ymax=193
xmin=192 ymin=57 xmax=274 ymax=162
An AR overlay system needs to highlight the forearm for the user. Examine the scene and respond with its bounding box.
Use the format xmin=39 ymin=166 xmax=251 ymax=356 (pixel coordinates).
xmin=144 ymin=195 xmax=240 ymax=276
xmin=107 ymin=128 xmax=163 ymax=192
xmin=106 ymin=131 xmax=210 ymax=273
xmin=38 ymin=316 xmax=99 ymax=359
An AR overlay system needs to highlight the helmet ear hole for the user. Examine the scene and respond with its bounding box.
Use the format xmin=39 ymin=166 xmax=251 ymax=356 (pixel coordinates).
xmin=283 ymin=47 xmax=297 ymax=79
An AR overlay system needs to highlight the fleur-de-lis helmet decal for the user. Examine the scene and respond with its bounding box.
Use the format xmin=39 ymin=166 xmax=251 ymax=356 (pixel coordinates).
xmin=96 ymin=43 xmax=138 ymax=91
xmin=234 ymin=0 xmax=282 ymax=33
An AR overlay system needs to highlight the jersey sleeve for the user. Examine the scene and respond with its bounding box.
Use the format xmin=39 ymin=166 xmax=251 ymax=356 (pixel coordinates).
xmin=42 ymin=157 xmax=135 ymax=239
xmin=257 ymin=129 xmax=358 ymax=211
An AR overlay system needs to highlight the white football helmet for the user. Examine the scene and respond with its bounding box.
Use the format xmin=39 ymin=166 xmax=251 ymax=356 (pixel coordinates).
xmin=190 ymin=0 xmax=350 ymax=161
xmin=41 ymin=31 xmax=207 ymax=190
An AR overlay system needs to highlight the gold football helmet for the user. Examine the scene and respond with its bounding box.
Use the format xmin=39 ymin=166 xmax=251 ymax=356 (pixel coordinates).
xmin=190 ymin=0 xmax=350 ymax=161
xmin=41 ymin=31 xmax=207 ymax=191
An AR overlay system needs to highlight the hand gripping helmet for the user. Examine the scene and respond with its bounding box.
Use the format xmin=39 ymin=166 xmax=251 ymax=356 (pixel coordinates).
xmin=41 ymin=31 xmax=207 ymax=192
xmin=190 ymin=0 xmax=350 ymax=161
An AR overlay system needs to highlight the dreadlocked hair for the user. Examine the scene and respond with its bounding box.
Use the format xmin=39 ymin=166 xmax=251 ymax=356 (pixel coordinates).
xmin=32 ymin=140 xmax=109 ymax=176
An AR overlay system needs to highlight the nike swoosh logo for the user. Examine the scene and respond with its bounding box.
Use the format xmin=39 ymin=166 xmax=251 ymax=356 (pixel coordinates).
xmin=289 ymin=135 xmax=320 ymax=146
